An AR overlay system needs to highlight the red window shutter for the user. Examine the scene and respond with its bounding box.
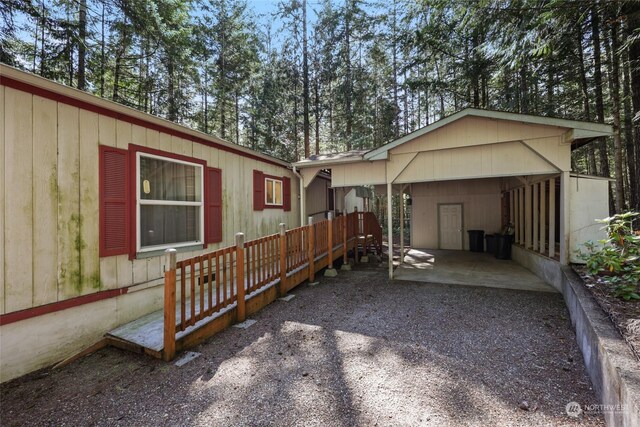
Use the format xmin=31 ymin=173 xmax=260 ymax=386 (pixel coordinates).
xmin=206 ymin=167 xmax=223 ymax=244
xmin=99 ymin=146 xmax=130 ymax=257
xmin=253 ymin=170 xmax=265 ymax=211
xmin=283 ymin=176 xmax=291 ymax=211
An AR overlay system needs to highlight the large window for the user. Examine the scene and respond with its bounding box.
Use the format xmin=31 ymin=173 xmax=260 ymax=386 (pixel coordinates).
xmin=265 ymin=177 xmax=283 ymax=206
xmin=137 ymin=153 xmax=204 ymax=252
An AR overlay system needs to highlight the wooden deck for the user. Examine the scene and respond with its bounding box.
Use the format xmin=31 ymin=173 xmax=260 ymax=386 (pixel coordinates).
xmin=104 ymin=214 xmax=383 ymax=360
xmin=105 ymin=249 xmax=349 ymax=357
xmin=106 ymin=290 xmax=240 ymax=357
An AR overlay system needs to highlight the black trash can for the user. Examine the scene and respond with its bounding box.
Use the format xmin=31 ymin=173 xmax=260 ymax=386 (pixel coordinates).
xmin=468 ymin=230 xmax=485 ymax=252
xmin=485 ymin=234 xmax=497 ymax=255
xmin=495 ymin=234 xmax=513 ymax=260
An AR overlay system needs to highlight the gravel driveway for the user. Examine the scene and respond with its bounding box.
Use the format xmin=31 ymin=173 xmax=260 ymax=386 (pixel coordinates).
xmin=1 ymin=261 xmax=603 ymax=426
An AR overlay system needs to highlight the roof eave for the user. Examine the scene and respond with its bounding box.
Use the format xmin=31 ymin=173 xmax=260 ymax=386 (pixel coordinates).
xmin=292 ymin=156 xmax=367 ymax=168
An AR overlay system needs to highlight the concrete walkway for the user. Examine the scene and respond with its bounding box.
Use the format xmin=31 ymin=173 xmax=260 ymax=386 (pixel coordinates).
xmin=395 ymin=248 xmax=557 ymax=292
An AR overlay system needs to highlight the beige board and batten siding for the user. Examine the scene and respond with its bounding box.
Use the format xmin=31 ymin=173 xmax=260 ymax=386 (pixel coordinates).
xmin=330 ymin=160 xmax=386 ymax=187
xmin=411 ymin=179 xmax=502 ymax=249
xmin=1 ymin=78 xmax=298 ymax=314
xmin=0 ymin=69 xmax=298 ymax=382
xmin=569 ymin=176 xmax=609 ymax=263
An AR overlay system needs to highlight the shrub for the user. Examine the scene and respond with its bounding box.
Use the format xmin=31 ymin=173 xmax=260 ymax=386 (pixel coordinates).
xmin=578 ymin=212 xmax=640 ymax=301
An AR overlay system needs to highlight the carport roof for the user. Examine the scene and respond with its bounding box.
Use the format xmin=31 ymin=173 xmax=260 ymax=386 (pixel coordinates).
xmin=293 ymin=108 xmax=613 ymax=167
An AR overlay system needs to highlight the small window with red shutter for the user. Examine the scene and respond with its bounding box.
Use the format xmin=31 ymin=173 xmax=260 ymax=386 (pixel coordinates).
xmin=254 ymin=170 xmax=292 ymax=211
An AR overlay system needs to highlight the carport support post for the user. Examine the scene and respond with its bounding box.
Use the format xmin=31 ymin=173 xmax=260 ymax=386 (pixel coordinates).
xmin=327 ymin=211 xmax=334 ymax=268
xmin=235 ymin=233 xmax=246 ymax=322
xmin=279 ymin=223 xmax=287 ymax=296
xmin=559 ymin=171 xmax=570 ymax=265
xmin=387 ymin=182 xmax=393 ymax=279
xmin=325 ymin=212 xmax=338 ymax=277
xmin=399 ymin=186 xmax=405 ymax=264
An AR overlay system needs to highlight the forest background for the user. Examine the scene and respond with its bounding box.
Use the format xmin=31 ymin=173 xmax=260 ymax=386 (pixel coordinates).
xmin=1 ymin=0 xmax=638 ymax=214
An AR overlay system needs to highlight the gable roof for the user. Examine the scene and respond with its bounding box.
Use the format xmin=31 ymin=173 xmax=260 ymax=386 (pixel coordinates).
xmin=294 ymin=108 xmax=613 ymax=167
xmin=363 ymin=108 xmax=613 ymax=161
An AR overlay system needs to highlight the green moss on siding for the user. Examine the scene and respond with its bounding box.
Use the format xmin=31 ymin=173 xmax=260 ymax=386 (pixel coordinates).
xmin=49 ymin=166 xmax=58 ymax=201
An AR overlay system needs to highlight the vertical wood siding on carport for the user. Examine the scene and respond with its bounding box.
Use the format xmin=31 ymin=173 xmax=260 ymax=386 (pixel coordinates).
xmin=0 ymin=84 xmax=299 ymax=315
xmin=510 ymin=177 xmax=558 ymax=259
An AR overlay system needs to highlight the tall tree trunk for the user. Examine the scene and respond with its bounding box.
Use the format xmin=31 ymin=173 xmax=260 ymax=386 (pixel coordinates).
xmin=577 ymin=22 xmax=598 ymax=174
xmin=392 ymin=0 xmax=399 ymax=138
xmin=39 ymin=0 xmax=46 ymax=75
xmin=32 ymin=10 xmax=39 ymax=72
xmin=303 ymin=0 xmax=310 ymax=158
xmin=167 ymin=58 xmax=176 ymax=122
xmin=622 ymin=30 xmax=637 ymax=211
xmin=545 ymin=60 xmax=553 ymax=116
xmin=77 ymin=0 xmax=87 ymax=90
xmin=294 ymin=74 xmax=299 ymax=161
xmin=623 ymin=1 xmax=640 ymax=214
xmin=403 ymin=70 xmax=409 ymax=134
xmin=235 ymin=89 xmax=240 ymax=144
xmin=314 ymin=77 xmax=320 ymax=155
xmin=220 ymin=9 xmax=227 ymax=140
xmin=519 ymin=64 xmax=528 ymax=114
xmin=65 ymin=3 xmax=73 ymax=86
xmin=100 ymin=2 xmax=106 ymax=97
xmin=605 ymin=8 xmax=625 ymax=212
xmin=472 ymin=31 xmax=480 ymax=107
xmin=345 ymin=0 xmax=353 ymax=150
xmin=204 ymin=66 xmax=209 ymax=133
xmin=592 ymin=3 xmax=611 ymax=181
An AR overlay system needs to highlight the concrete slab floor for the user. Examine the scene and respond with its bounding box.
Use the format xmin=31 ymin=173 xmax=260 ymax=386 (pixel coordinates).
xmin=394 ymin=248 xmax=556 ymax=293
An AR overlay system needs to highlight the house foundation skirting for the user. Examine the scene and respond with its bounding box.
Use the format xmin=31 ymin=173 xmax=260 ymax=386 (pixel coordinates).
xmin=0 ymin=285 xmax=164 ymax=383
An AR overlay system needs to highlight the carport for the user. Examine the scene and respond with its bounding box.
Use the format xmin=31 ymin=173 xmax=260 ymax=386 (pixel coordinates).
xmin=293 ymin=108 xmax=612 ymax=283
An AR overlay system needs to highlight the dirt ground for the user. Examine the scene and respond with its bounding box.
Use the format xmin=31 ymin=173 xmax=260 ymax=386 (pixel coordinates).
xmin=1 ymin=261 xmax=604 ymax=426
xmin=573 ymin=265 xmax=640 ymax=361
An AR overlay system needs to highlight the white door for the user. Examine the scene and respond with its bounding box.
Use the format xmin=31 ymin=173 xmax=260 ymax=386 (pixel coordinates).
xmin=439 ymin=204 xmax=463 ymax=250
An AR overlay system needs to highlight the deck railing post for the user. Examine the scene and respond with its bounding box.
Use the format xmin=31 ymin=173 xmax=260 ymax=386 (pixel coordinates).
xmin=342 ymin=215 xmax=348 ymax=264
xmin=163 ymin=248 xmax=177 ymax=362
xmin=279 ymin=223 xmax=287 ymax=296
xmin=354 ymin=209 xmax=360 ymax=264
xmin=308 ymin=216 xmax=315 ymax=282
xmin=235 ymin=233 xmax=246 ymax=322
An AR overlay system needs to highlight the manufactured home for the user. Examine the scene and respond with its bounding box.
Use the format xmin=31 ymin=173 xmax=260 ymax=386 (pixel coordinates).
xmin=1 ymin=65 xmax=613 ymax=383
xmin=0 ymin=65 xmax=301 ymax=382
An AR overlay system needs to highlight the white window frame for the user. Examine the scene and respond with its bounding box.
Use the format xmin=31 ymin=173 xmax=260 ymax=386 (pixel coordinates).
xmin=136 ymin=152 xmax=205 ymax=253
xmin=265 ymin=177 xmax=283 ymax=206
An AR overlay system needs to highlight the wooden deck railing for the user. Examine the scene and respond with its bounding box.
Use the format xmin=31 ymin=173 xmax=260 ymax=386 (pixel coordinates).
xmin=162 ymin=211 xmax=383 ymax=361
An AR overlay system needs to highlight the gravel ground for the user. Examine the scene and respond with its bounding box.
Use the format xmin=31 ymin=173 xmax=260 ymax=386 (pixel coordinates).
xmin=1 ymin=261 xmax=604 ymax=426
